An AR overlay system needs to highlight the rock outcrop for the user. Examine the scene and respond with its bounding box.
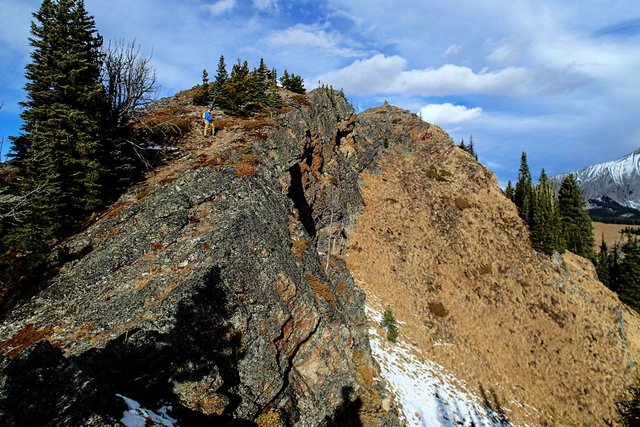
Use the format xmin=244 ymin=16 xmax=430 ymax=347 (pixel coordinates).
xmin=0 ymin=89 xmax=398 ymax=426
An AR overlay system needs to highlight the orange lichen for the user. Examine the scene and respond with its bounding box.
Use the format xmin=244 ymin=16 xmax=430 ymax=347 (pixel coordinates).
xmin=306 ymin=274 xmax=336 ymax=308
xmin=0 ymin=324 xmax=53 ymax=359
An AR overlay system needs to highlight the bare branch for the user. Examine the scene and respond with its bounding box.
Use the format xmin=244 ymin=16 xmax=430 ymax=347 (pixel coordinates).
xmin=102 ymin=39 xmax=159 ymax=127
xmin=0 ymin=182 xmax=45 ymax=225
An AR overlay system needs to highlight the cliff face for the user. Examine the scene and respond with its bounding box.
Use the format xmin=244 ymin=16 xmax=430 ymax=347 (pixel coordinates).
xmin=0 ymin=89 xmax=398 ymax=426
xmin=346 ymin=106 xmax=640 ymax=426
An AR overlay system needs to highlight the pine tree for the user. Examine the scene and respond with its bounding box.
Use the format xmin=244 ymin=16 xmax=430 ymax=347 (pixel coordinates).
xmin=280 ymin=69 xmax=305 ymax=94
xmin=468 ymin=134 xmax=478 ymax=160
xmin=380 ymin=306 xmax=399 ymax=343
xmin=618 ymin=238 xmax=640 ymax=313
xmin=514 ymin=152 xmax=533 ymax=228
xmin=558 ymin=174 xmax=595 ymax=259
xmin=531 ymin=169 xmax=565 ymax=255
xmin=596 ymin=236 xmax=611 ymax=288
xmin=504 ymin=180 xmax=515 ymax=201
xmin=17 ymin=0 xmax=107 ymax=241
xmin=211 ymin=55 xmax=228 ymax=108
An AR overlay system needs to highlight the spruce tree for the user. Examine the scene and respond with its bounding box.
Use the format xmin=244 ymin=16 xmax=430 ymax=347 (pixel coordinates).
xmin=514 ymin=152 xmax=533 ymax=228
xmin=17 ymin=0 xmax=107 ymax=241
xmin=211 ymin=55 xmax=228 ymax=108
xmin=381 ymin=306 xmax=399 ymax=343
xmin=558 ymin=174 xmax=595 ymax=259
xmin=531 ymin=169 xmax=565 ymax=255
xmin=618 ymin=238 xmax=640 ymax=313
xmin=504 ymin=180 xmax=515 ymax=201
xmin=596 ymin=237 xmax=611 ymax=288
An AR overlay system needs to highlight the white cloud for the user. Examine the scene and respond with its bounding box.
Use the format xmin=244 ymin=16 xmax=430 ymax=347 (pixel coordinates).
xmin=208 ymin=0 xmax=236 ymax=15
xmin=268 ymin=23 xmax=365 ymax=58
xmin=442 ymin=44 xmax=462 ymax=57
xmin=420 ymin=103 xmax=482 ymax=125
xmin=316 ymin=54 xmax=549 ymax=96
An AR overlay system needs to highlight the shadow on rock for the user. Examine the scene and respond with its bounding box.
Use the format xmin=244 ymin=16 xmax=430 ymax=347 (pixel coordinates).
xmin=325 ymin=386 xmax=364 ymax=427
xmin=1 ymin=266 xmax=258 ymax=426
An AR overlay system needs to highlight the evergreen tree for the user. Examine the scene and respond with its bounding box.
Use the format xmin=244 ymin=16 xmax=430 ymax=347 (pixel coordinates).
xmin=618 ymin=238 xmax=640 ymax=313
xmin=17 ymin=0 xmax=107 ymax=242
xmin=514 ymin=152 xmax=533 ymax=228
xmin=531 ymin=169 xmax=565 ymax=255
xmin=211 ymin=55 xmax=228 ymax=108
xmin=558 ymin=174 xmax=595 ymax=259
xmin=280 ymin=69 xmax=305 ymax=94
xmin=380 ymin=306 xmax=399 ymax=343
xmin=468 ymin=134 xmax=478 ymax=160
xmin=596 ymin=237 xmax=611 ymax=288
xmin=504 ymin=180 xmax=515 ymax=201
xmin=458 ymin=138 xmax=466 ymax=151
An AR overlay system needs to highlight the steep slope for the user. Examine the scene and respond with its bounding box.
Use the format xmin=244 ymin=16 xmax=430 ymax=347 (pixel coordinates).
xmin=345 ymin=105 xmax=640 ymax=426
xmin=552 ymin=148 xmax=640 ymax=220
xmin=0 ymin=89 xmax=398 ymax=426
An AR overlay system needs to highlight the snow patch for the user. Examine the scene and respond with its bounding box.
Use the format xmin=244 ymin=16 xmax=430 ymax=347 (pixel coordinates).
xmin=117 ymin=394 xmax=178 ymax=427
xmin=367 ymin=306 xmax=525 ymax=426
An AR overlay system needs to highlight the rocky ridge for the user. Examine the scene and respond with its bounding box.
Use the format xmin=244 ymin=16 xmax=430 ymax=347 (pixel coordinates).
xmin=0 ymin=88 xmax=400 ymax=426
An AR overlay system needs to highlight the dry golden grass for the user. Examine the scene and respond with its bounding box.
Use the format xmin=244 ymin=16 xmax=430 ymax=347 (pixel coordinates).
xmin=593 ymin=221 xmax=640 ymax=250
xmin=344 ymin=127 xmax=640 ymax=426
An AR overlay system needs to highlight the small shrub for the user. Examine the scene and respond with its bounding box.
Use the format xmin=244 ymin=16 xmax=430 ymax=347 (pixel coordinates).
xmin=609 ymin=377 xmax=640 ymax=426
xmin=428 ymin=302 xmax=449 ymax=318
xmin=235 ymin=162 xmax=257 ymax=178
xmin=255 ymin=409 xmax=280 ymax=427
xmin=380 ymin=306 xmax=399 ymax=343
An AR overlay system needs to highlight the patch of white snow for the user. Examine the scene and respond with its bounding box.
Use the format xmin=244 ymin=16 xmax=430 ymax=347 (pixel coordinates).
xmin=117 ymin=394 xmax=178 ymax=427
xmin=367 ymin=306 xmax=523 ymax=427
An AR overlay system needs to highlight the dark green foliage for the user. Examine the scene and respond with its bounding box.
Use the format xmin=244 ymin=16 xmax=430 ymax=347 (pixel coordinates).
xmin=596 ymin=237 xmax=611 ymax=288
xmin=618 ymin=238 xmax=640 ymax=313
xmin=211 ymin=56 xmax=283 ymax=116
xmin=514 ymin=152 xmax=533 ymax=228
xmin=459 ymin=136 xmax=478 ymax=160
xmin=531 ymin=169 xmax=565 ymax=255
xmin=17 ymin=0 xmax=107 ymax=239
xmin=280 ymin=69 xmax=306 ymax=94
xmin=504 ymin=180 xmax=514 ymax=201
xmin=608 ymin=377 xmax=640 ymax=426
xmin=558 ymin=174 xmax=595 ymax=259
xmin=380 ymin=306 xmax=399 ymax=343
xmin=192 ymin=68 xmax=212 ymax=106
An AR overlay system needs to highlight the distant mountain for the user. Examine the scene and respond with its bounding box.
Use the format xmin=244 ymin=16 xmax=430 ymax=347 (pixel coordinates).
xmin=552 ymin=148 xmax=640 ymax=222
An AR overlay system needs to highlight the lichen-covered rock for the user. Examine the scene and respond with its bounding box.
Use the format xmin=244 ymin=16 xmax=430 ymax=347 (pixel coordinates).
xmin=0 ymin=88 xmax=399 ymax=426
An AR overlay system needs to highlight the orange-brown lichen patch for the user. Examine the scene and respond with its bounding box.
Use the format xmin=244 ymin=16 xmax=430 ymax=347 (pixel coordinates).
xmin=235 ymin=162 xmax=257 ymax=178
xmin=0 ymin=324 xmax=53 ymax=358
xmin=306 ymin=274 xmax=336 ymax=308
xmin=291 ymin=239 xmax=308 ymax=260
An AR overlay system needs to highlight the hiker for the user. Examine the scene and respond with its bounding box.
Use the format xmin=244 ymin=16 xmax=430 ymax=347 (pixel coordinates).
xmin=202 ymin=108 xmax=214 ymax=136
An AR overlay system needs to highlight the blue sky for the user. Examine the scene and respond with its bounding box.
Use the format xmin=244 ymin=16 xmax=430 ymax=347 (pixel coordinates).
xmin=1 ymin=0 xmax=640 ymax=185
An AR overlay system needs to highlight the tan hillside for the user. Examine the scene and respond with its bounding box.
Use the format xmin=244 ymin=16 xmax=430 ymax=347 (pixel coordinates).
xmin=345 ymin=106 xmax=640 ymax=426
xmin=593 ymin=221 xmax=640 ymax=250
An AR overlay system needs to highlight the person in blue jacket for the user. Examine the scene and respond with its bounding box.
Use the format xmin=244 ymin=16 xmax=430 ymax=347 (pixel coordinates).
xmin=202 ymin=109 xmax=214 ymax=136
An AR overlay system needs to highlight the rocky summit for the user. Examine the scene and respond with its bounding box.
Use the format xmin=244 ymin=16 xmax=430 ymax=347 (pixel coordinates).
xmin=1 ymin=88 xmax=639 ymax=426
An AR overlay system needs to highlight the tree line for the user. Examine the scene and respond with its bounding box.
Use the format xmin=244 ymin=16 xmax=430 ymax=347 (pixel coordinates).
xmin=192 ymin=55 xmax=305 ymax=116
xmin=505 ymin=152 xmax=594 ymax=259
xmin=505 ymin=152 xmax=640 ymax=316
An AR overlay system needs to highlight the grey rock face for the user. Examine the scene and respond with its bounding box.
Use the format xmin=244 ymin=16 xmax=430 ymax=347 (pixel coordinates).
xmin=0 ymin=89 xmax=400 ymax=426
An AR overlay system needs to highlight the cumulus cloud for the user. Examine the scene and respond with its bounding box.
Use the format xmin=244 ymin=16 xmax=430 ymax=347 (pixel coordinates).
xmin=208 ymin=0 xmax=236 ymax=15
xmin=267 ymin=23 xmax=364 ymax=58
xmin=420 ymin=103 xmax=483 ymax=125
xmin=315 ymin=54 xmax=547 ymax=96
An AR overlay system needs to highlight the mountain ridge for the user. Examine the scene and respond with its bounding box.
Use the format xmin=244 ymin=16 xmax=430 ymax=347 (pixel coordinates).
xmin=0 ymin=88 xmax=638 ymax=426
xmin=552 ymin=147 xmax=640 ymax=221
